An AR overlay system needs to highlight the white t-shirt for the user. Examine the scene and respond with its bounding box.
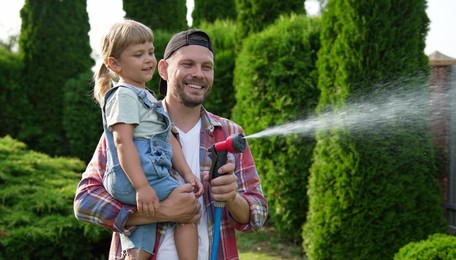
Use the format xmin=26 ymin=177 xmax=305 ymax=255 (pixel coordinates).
xmin=156 ymin=119 xmax=210 ymax=260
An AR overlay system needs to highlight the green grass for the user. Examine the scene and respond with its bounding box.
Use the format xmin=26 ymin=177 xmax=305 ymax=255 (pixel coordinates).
xmin=236 ymin=225 xmax=306 ymax=259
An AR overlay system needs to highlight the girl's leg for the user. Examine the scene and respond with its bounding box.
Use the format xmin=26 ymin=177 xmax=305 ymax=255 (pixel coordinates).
xmin=124 ymin=248 xmax=152 ymax=260
xmin=175 ymin=223 xmax=198 ymax=260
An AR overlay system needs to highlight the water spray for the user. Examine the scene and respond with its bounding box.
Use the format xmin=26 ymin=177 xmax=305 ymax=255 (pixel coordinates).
xmin=244 ymin=83 xmax=441 ymax=140
xmin=208 ymin=133 xmax=246 ymax=260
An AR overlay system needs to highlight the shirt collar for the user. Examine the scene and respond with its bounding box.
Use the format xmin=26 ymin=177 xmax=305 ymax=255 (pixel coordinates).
xmin=161 ymin=101 xmax=222 ymax=135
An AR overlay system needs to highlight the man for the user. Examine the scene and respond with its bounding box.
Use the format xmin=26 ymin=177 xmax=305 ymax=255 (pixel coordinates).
xmin=74 ymin=29 xmax=268 ymax=260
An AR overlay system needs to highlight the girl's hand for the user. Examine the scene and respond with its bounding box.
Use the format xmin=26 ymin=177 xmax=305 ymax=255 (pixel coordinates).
xmin=192 ymin=177 xmax=204 ymax=198
xmin=184 ymin=175 xmax=204 ymax=198
xmin=136 ymin=185 xmax=160 ymax=216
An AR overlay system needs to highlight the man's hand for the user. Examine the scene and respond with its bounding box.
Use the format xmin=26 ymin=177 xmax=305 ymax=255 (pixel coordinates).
xmin=203 ymin=163 xmax=250 ymax=224
xmin=204 ymin=163 xmax=237 ymax=204
xmin=126 ymin=183 xmax=200 ymax=226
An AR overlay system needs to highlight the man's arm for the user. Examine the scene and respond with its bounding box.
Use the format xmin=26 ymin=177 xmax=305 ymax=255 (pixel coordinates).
xmin=126 ymin=184 xmax=201 ymax=225
xmin=73 ymin=134 xmax=136 ymax=234
xmin=73 ymin=134 xmax=201 ymax=234
xmin=226 ymin=142 xmax=268 ymax=231
xmin=206 ymin=128 xmax=268 ymax=231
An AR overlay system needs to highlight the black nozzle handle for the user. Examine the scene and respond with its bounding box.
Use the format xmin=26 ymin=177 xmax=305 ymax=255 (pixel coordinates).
xmin=208 ymin=148 xmax=228 ymax=181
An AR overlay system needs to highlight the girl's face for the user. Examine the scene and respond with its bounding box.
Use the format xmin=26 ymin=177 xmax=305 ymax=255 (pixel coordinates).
xmin=110 ymin=41 xmax=156 ymax=88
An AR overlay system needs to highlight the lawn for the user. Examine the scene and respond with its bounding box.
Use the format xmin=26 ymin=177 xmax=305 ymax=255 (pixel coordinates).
xmin=236 ymin=225 xmax=306 ymax=259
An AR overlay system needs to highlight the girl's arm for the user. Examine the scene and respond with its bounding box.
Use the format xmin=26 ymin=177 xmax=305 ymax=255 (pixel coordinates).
xmin=170 ymin=134 xmax=203 ymax=197
xmin=112 ymin=123 xmax=159 ymax=215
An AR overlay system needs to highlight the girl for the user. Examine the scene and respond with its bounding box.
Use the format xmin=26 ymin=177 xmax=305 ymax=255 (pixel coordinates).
xmin=93 ymin=19 xmax=202 ymax=260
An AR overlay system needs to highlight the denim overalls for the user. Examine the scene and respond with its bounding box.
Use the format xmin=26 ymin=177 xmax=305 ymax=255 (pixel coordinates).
xmin=102 ymin=85 xmax=180 ymax=255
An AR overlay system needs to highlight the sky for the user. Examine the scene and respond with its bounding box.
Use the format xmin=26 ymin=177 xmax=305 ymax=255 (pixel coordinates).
xmin=0 ymin=0 xmax=455 ymax=60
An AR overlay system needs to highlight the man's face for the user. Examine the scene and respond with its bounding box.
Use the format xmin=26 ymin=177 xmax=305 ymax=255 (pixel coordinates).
xmin=165 ymin=45 xmax=214 ymax=107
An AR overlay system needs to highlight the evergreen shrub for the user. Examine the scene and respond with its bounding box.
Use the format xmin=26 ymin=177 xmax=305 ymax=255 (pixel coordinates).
xmin=235 ymin=0 xmax=305 ymax=41
xmin=394 ymin=233 xmax=456 ymax=260
xmin=0 ymin=47 xmax=24 ymax=137
xmin=63 ymin=71 xmax=102 ymax=163
xmin=150 ymin=30 xmax=174 ymax=97
xmin=18 ymin=0 xmax=93 ymax=156
xmin=232 ymin=15 xmax=321 ymax=243
xmin=198 ymin=20 xmax=237 ymax=118
xmin=302 ymin=0 xmax=447 ymax=259
xmin=192 ymin=0 xmax=236 ymax=27
xmin=0 ymin=136 xmax=111 ymax=259
xmin=123 ymin=0 xmax=187 ymax=32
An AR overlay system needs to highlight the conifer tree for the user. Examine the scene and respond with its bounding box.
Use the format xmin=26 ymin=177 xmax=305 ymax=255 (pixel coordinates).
xmin=235 ymin=0 xmax=305 ymax=40
xmin=19 ymin=0 xmax=93 ymax=155
xmin=192 ymin=0 xmax=236 ymax=27
xmin=123 ymin=0 xmax=187 ymax=32
xmin=303 ymin=1 xmax=447 ymax=259
xmin=232 ymin=15 xmax=321 ymax=243
xmin=0 ymin=47 xmax=24 ymax=137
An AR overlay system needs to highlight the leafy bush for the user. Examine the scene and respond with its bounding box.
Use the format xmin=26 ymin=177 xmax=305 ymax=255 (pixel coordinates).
xmin=0 ymin=47 xmax=24 ymax=138
xmin=0 ymin=136 xmax=111 ymax=259
xmin=199 ymin=19 xmax=237 ymax=119
xmin=63 ymin=71 xmax=102 ymax=163
xmin=394 ymin=233 xmax=456 ymax=260
xmin=303 ymin=0 xmax=447 ymax=259
xmin=19 ymin=0 xmax=93 ymax=156
xmin=150 ymin=29 xmax=174 ymax=97
xmin=232 ymin=14 xmax=321 ymax=243
xmin=235 ymin=0 xmax=305 ymax=40
xmin=192 ymin=0 xmax=236 ymax=27
xmin=124 ymin=0 xmax=187 ymax=32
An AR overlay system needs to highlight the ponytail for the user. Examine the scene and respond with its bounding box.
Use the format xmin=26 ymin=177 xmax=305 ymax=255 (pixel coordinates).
xmin=93 ymin=63 xmax=113 ymax=107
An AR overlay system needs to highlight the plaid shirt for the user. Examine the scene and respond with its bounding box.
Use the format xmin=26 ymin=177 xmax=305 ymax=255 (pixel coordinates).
xmin=73 ymin=107 xmax=268 ymax=260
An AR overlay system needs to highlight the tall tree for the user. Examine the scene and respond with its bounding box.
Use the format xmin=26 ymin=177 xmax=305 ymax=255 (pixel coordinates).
xmin=123 ymin=0 xmax=187 ymax=32
xmin=198 ymin=20 xmax=237 ymax=119
xmin=192 ymin=0 xmax=236 ymax=27
xmin=0 ymin=47 xmax=24 ymax=137
xmin=19 ymin=0 xmax=93 ymax=155
xmin=235 ymin=0 xmax=305 ymax=40
xmin=232 ymin=14 xmax=321 ymax=243
xmin=303 ymin=0 xmax=447 ymax=259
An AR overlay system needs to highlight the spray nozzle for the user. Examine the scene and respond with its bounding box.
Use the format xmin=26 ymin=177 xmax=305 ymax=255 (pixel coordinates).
xmin=209 ymin=134 xmax=246 ymax=181
xmin=213 ymin=133 xmax=246 ymax=154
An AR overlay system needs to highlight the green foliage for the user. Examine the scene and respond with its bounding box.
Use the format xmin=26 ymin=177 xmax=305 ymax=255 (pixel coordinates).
xmin=149 ymin=29 xmax=175 ymax=98
xmin=18 ymin=0 xmax=93 ymax=156
xmin=192 ymin=0 xmax=236 ymax=27
xmin=63 ymin=71 xmax=102 ymax=163
xmin=123 ymin=0 xmax=188 ymax=32
xmin=394 ymin=233 xmax=456 ymax=260
xmin=235 ymin=0 xmax=306 ymax=41
xmin=0 ymin=47 xmax=25 ymax=137
xmin=303 ymin=1 xmax=447 ymax=259
xmin=0 ymin=136 xmax=111 ymax=259
xmin=198 ymin=20 xmax=237 ymax=118
xmin=232 ymin=15 xmax=321 ymax=243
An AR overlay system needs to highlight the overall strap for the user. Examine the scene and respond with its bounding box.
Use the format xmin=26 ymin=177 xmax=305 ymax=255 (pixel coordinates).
xmin=102 ymin=86 xmax=120 ymax=165
xmin=115 ymin=84 xmax=158 ymax=110
xmin=102 ymin=85 xmax=164 ymax=165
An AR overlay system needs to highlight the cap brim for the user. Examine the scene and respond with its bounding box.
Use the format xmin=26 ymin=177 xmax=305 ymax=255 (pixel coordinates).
xmin=159 ymin=78 xmax=167 ymax=96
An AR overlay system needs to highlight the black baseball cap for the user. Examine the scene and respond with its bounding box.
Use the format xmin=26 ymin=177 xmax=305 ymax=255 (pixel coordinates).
xmin=159 ymin=29 xmax=213 ymax=95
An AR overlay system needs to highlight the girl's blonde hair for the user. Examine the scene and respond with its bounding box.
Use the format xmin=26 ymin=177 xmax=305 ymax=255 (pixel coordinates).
xmin=93 ymin=19 xmax=154 ymax=106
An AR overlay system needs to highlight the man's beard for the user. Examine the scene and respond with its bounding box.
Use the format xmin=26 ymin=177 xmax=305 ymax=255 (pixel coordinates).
xmin=175 ymin=86 xmax=208 ymax=108
xmin=181 ymin=93 xmax=204 ymax=107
